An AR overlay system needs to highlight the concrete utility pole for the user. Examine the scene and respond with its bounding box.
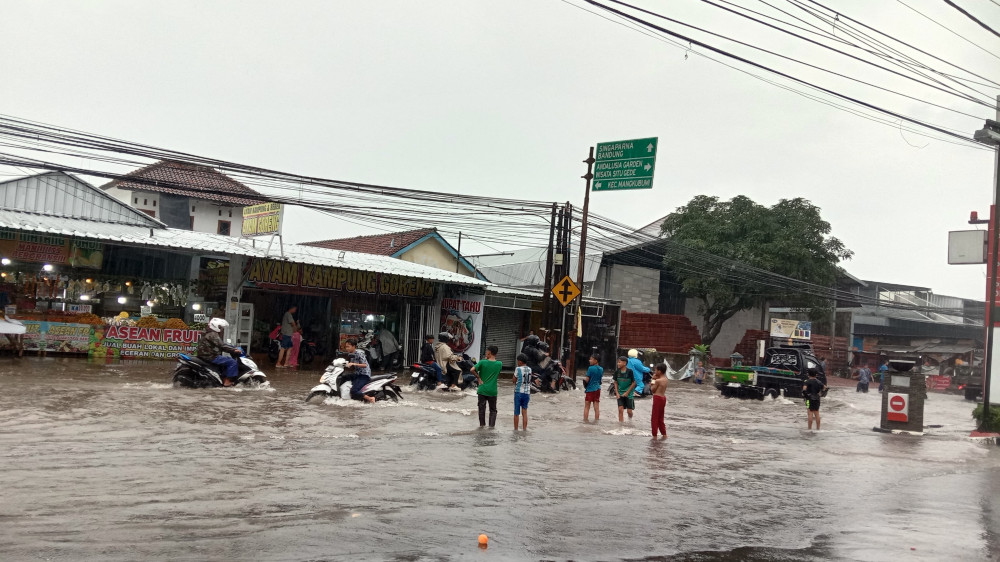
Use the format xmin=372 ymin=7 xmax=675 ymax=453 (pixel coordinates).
xmin=568 ymin=147 xmax=596 ymax=379
xmin=973 ymin=95 xmax=1000 ymax=422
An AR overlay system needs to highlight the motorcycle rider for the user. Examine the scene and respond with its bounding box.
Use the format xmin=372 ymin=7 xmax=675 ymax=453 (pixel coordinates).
xmin=419 ymin=334 xmax=444 ymax=385
xmin=343 ymin=338 xmax=376 ymax=403
xmin=434 ymin=331 xmax=461 ymax=391
xmin=627 ymin=349 xmax=651 ymax=396
xmin=197 ymin=318 xmax=240 ymax=386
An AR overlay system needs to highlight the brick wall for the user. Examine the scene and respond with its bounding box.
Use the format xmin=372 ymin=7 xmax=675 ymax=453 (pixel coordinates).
xmin=619 ymin=311 xmax=702 ymax=353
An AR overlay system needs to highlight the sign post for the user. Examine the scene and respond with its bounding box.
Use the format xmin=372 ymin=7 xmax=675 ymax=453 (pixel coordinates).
xmin=569 ymin=137 xmax=659 ymax=380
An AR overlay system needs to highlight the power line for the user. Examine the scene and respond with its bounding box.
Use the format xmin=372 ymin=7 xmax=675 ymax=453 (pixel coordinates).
xmin=897 ymin=0 xmax=1000 ymax=62
xmin=943 ymin=0 xmax=1000 ymax=40
xmin=681 ymin=0 xmax=997 ymax=107
xmin=582 ymin=0 xmax=993 ymax=147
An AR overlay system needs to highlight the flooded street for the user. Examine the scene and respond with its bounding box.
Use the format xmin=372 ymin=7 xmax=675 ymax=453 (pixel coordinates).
xmin=1 ymin=358 xmax=998 ymax=561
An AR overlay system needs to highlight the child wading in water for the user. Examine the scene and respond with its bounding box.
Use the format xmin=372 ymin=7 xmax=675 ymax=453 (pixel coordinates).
xmin=614 ymin=356 xmax=636 ymax=423
xmin=583 ymin=354 xmax=603 ymax=422
xmin=649 ymin=364 xmax=668 ymax=439
xmin=512 ymin=353 xmax=532 ymax=430
xmin=472 ymin=345 xmax=502 ymax=428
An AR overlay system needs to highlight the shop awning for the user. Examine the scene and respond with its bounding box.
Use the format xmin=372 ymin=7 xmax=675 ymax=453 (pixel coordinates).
xmin=0 ymin=210 xmax=490 ymax=287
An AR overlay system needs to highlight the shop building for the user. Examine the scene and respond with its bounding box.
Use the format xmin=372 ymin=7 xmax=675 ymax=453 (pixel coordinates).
xmin=101 ymin=160 xmax=264 ymax=236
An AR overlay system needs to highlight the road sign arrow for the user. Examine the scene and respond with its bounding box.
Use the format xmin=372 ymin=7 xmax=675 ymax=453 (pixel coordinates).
xmin=595 ymin=181 xmax=602 ymax=189
xmin=643 ymin=163 xmax=651 ymax=171
xmin=647 ymin=143 xmax=654 ymax=152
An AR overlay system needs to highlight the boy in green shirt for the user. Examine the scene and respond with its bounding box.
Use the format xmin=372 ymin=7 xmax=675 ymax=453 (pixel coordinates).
xmin=614 ymin=355 xmax=637 ymax=423
xmin=473 ymin=345 xmax=502 ymax=428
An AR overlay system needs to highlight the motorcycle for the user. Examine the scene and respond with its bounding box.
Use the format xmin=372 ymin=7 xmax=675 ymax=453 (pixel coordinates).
xmin=266 ymin=324 xmax=318 ymax=365
xmin=409 ymin=362 xmax=440 ymax=391
xmin=529 ymin=359 xmax=576 ymax=394
xmin=306 ymin=357 xmax=404 ymax=404
xmin=173 ymin=349 xmax=269 ymax=389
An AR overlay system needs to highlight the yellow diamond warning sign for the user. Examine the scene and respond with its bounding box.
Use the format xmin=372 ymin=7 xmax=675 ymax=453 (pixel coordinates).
xmin=552 ymin=275 xmax=581 ymax=307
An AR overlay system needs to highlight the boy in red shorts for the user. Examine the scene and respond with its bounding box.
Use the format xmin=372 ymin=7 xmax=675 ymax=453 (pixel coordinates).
xmin=583 ymin=355 xmax=603 ymax=422
xmin=650 ymin=363 xmax=668 ymax=439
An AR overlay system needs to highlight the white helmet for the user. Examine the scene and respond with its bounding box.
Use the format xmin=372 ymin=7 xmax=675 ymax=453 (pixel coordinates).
xmin=208 ymin=318 xmax=229 ymax=333
xmin=628 ymin=348 xmax=639 ymax=358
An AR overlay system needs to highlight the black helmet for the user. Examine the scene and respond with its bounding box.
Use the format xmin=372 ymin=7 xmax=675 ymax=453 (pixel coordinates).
xmin=438 ymin=331 xmax=452 ymax=342
xmin=537 ymin=342 xmax=550 ymax=352
xmin=523 ymin=334 xmax=541 ymax=348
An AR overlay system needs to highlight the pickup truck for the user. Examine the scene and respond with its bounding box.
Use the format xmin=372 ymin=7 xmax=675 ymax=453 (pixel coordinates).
xmin=715 ymin=346 xmax=828 ymax=400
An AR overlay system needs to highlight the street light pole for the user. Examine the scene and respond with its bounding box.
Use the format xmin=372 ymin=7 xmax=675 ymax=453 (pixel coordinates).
xmin=973 ymin=96 xmax=1000 ymax=424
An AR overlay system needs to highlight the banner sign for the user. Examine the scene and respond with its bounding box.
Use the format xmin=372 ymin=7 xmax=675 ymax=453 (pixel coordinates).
xmin=440 ymin=291 xmax=485 ymax=355
xmin=770 ymin=318 xmax=812 ymax=340
xmin=245 ymin=258 xmax=437 ymax=299
xmin=0 ymin=230 xmax=103 ymax=269
xmin=0 ymin=320 xmax=93 ymax=354
xmin=91 ymin=325 xmax=200 ymax=359
xmin=241 ymin=203 xmax=284 ymax=236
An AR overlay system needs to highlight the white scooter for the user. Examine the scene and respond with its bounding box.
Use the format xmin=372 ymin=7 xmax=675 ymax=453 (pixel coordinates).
xmin=305 ymin=357 xmax=404 ymax=404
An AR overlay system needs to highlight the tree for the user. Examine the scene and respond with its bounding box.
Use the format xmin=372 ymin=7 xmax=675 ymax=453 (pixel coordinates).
xmin=660 ymin=195 xmax=852 ymax=345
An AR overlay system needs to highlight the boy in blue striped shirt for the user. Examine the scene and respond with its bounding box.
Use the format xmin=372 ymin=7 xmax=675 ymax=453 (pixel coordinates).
xmin=512 ymin=353 xmax=532 ymax=430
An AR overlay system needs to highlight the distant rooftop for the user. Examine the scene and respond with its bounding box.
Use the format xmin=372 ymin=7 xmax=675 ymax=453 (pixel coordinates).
xmin=303 ymin=228 xmax=436 ymax=256
xmin=102 ymin=160 xmax=264 ymax=206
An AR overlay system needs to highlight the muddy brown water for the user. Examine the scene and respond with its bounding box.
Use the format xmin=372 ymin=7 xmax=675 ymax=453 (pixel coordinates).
xmin=1 ymin=357 xmax=998 ymax=561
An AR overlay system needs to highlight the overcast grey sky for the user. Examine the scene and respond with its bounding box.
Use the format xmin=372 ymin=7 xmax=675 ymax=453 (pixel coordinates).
xmin=1 ymin=0 xmax=998 ymax=299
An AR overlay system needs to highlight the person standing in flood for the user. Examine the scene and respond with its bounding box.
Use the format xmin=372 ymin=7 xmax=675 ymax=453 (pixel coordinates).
xmin=649 ymin=364 xmax=668 ymax=439
xmin=512 ymin=353 xmax=532 ymax=430
xmin=275 ymin=305 xmax=298 ymax=368
xmin=583 ymin=354 xmax=603 ymax=422
xmin=287 ymin=326 xmax=302 ymax=369
xmin=473 ymin=345 xmax=502 ymax=428
xmin=802 ymin=368 xmax=827 ymax=430
xmin=614 ymin=356 xmax=636 ymax=423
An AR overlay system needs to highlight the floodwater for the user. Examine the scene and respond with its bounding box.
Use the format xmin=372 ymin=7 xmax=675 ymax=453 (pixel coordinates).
xmin=1 ymin=358 xmax=998 ymax=562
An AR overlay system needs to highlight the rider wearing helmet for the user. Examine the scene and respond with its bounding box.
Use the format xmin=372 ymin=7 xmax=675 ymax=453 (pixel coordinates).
xmin=627 ymin=349 xmax=651 ymax=396
xmin=197 ymin=318 xmax=240 ymax=386
xmin=433 ymin=331 xmax=461 ymax=390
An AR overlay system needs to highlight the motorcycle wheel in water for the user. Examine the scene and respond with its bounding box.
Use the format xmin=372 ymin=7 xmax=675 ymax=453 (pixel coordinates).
xmin=172 ymin=351 xmax=269 ymax=389
xmin=306 ymin=357 xmax=404 ymax=404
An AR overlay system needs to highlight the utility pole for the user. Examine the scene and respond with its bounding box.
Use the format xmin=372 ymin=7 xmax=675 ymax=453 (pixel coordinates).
xmin=973 ymin=96 xmax=1000 ymax=424
xmin=455 ymin=231 xmax=462 ymax=273
xmin=568 ymin=147 xmax=595 ymax=380
xmin=542 ymin=203 xmax=557 ymax=337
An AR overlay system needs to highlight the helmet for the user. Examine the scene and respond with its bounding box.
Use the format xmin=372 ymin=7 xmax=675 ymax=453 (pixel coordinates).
xmin=628 ymin=349 xmax=639 ymax=358
xmin=523 ymin=334 xmax=541 ymax=348
xmin=537 ymin=342 xmax=550 ymax=353
xmin=438 ymin=331 xmax=453 ymax=343
xmin=208 ymin=318 xmax=229 ymax=333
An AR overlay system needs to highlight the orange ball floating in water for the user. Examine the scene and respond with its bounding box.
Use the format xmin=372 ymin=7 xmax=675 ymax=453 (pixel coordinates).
xmin=478 ymin=534 xmax=488 ymax=546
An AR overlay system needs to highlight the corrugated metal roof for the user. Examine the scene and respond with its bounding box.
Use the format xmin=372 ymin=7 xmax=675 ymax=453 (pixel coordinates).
xmin=0 ymin=171 xmax=163 ymax=227
xmin=0 ymin=209 xmax=487 ymax=287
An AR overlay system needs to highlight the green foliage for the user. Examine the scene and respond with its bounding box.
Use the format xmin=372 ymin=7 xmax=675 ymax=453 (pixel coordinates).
xmin=972 ymin=404 xmax=1000 ymax=432
xmin=661 ymin=195 xmax=853 ymax=345
xmin=692 ymin=344 xmax=710 ymax=356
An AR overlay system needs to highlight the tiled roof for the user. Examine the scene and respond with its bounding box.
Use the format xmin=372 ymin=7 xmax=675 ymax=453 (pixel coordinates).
xmin=102 ymin=160 xmax=265 ymax=206
xmin=303 ymin=228 xmax=436 ymax=255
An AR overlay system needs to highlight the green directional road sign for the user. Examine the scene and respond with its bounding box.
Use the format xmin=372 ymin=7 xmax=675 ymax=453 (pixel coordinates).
xmin=592 ymin=137 xmax=658 ymax=191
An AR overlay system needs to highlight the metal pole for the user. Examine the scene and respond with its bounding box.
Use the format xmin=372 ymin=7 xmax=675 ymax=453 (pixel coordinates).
xmin=456 ymin=231 xmax=462 ymax=273
xmin=542 ymin=204 xmax=557 ymax=337
xmin=569 ymin=147 xmax=595 ymax=380
xmin=982 ymin=96 xmax=1000 ymax=423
